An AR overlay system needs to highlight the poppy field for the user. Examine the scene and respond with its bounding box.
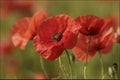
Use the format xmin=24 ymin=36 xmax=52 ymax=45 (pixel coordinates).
xmin=0 ymin=0 xmax=120 ymax=79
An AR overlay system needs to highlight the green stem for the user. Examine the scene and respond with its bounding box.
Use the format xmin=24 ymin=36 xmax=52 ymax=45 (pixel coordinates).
xmin=58 ymin=57 xmax=68 ymax=78
xmin=84 ymin=36 xmax=91 ymax=79
xmin=113 ymin=68 xmax=117 ymax=79
xmin=103 ymin=72 xmax=110 ymax=79
xmin=99 ymin=53 xmax=104 ymax=79
xmin=40 ymin=57 xmax=48 ymax=78
xmin=83 ymin=66 xmax=87 ymax=79
xmin=117 ymin=43 xmax=120 ymax=79
xmin=65 ymin=49 xmax=73 ymax=79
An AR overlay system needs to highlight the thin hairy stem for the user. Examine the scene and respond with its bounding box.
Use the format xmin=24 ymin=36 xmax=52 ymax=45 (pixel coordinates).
xmin=65 ymin=49 xmax=73 ymax=79
xmin=99 ymin=53 xmax=104 ymax=79
xmin=40 ymin=57 xmax=48 ymax=78
xmin=84 ymin=36 xmax=91 ymax=79
xmin=58 ymin=57 xmax=68 ymax=78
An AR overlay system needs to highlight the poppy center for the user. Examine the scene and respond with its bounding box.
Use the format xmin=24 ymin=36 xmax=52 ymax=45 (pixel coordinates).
xmin=52 ymin=32 xmax=62 ymax=42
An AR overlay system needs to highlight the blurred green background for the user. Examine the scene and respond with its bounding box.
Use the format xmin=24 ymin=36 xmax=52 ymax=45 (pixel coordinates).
xmin=0 ymin=0 xmax=119 ymax=79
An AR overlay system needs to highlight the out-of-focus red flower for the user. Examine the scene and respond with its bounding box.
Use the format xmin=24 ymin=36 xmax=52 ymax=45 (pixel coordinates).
xmin=12 ymin=11 xmax=47 ymax=49
xmin=75 ymin=15 xmax=105 ymax=36
xmin=34 ymin=73 xmax=47 ymax=80
xmin=113 ymin=26 xmax=120 ymax=43
xmin=34 ymin=14 xmax=80 ymax=61
xmin=0 ymin=0 xmax=34 ymax=19
xmin=0 ymin=40 xmax=14 ymax=56
xmin=73 ymin=27 xmax=114 ymax=62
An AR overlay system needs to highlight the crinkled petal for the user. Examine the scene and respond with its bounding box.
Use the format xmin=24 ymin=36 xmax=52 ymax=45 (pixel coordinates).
xmin=100 ymin=18 xmax=115 ymax=33
xmin=33 ymin=10 xmax=47 ymax=30
xmin=12 ymin=11 xmax=47 ymax=49
xmin=100 ymin=41 xmax=113 ymax=54
xmin=61 ymin=31 xmax=77 ymax=49
xmin=37 ymin=17 xmax=59 ymax=43
xmin=73 ymin=46 xmax=96 ymax=62
xmin=12 ymin=33 xmax=28 ymax=49
xmin=99 ymin=27 xmax=114 ymax=53
xmin=34 ymin=35 xmax=64 ymax=61
xmin=75 ymin=15 xmax=104 ymax=35
xmin=12 ymin=17 xmax=33 ymax=49
xmin=57 ymin=14 xmax=79 ymax=48
xmin=73 ymin=34 xmax=96 ymax=62
xmin=45 ymin=45 xmax=64 ymax=60
xmin=33 ymin=35 xmax=50 ymax=54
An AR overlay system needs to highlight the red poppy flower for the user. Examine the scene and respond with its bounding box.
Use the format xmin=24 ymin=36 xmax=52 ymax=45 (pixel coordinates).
xmin=12 ymin=11 xmax=47 ymax=49
xmin=113 ymin=26 xmax=120 ymax=43
xmin=73 ymin=27 xmax=114 ymax=62
xmin=34 ymin=14 xmax=80 ymax=61
xmin=0 ymin=0 xmax=34 ymax=19
xmin=0 ymin=40 xmax=14 ymax=56
xmin=75 ymin=15 xmax=105 ymax=36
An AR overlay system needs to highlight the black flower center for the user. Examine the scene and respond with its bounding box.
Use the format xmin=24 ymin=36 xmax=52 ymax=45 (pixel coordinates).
xmin=52 ymin=32 xmax=63 ymax=42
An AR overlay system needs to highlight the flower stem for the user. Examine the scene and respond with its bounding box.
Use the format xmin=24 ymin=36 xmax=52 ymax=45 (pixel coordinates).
xmin=58 ymin=57 xmax=68 ymax=78
xmin=117 ymin=43 xmax=120 ymax=79
xmin=84 ymin=36 xmax=91 ymax=79
xmin=40 ymin=57 xmax=48 ymax=78
xmin=99 ymin=53 xmax=104 ymax=79
xmin=112 ymin=66 xmax=118 ymax=79
xmin=65 ymin=49 xmax=73 ymax=79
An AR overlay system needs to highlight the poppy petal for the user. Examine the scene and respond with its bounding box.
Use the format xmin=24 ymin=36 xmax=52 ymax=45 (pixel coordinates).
xmin=73 ymin=46 xmax=96 ymax=62
xmin=34 ymin=35 xmax=64 ymax=61
xmin=75 ymin=15 xmax=104 ymax=36
xmin=12 ymin=17 xmax=33 ymax=49
xmin=33 ymin=11 xmax=47 ymax=30
xmin=73 ymin=34 xmax=96 ymax=62
xmin=45 ymin=45 xmax=64 ymax=60
xmin=100 ymin=27 xmax=114 ymax=53
xmin=61 ymin=31 xmax=77 ymax=49
xmin=12 ymin=33 xmax=28 ymax=49
xmin=100 ymin=18 xmax=115 ymax=32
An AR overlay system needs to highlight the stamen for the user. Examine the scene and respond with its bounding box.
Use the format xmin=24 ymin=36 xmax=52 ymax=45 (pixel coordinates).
xmin=52 ymin=32 xmax=62 ymax=42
